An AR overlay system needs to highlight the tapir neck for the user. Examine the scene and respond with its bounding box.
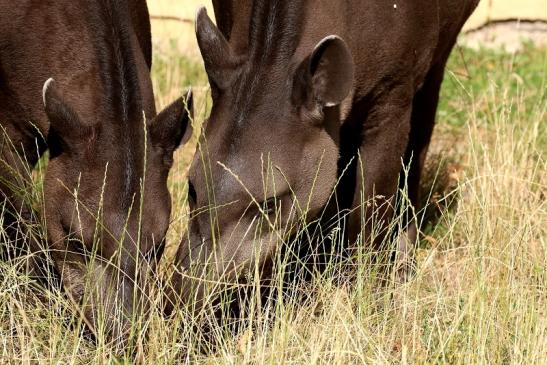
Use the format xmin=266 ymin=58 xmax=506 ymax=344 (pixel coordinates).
xmin=86 ymin=0 xmax=155 ymax=125
xmin=225 ymin=0 xmax=307 ymax=66
xmin=0 ymin=0 xmax=154 ymax=137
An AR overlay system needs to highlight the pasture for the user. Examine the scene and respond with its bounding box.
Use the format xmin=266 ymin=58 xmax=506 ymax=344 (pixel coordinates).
xmin=1 ymin=2 xmax=546 ymax=364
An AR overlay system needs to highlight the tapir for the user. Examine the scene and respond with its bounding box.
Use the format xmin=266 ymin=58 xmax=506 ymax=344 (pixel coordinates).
xmin=168 ymin=0 xmax=479 ymax=308
xmin=0 ymin=0 xmax=192 ymax=339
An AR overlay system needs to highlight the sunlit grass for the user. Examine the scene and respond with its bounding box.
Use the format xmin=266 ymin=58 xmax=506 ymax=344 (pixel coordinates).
xmin=1 ymin=29 xmax=545 ymax=365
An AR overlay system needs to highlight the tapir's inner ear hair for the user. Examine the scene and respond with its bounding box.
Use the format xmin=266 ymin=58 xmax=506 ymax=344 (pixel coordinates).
xmin=195 ymin=7 xmax=236 ymax=89
xmin=42 ymin=77 xmax=55 ymax=107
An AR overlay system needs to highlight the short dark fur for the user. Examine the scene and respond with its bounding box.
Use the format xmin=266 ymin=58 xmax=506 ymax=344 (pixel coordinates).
xmin=169 ymin=0 xmax=480 ymax=308
xmin=0 ymin=0 xmax=191 ymax=341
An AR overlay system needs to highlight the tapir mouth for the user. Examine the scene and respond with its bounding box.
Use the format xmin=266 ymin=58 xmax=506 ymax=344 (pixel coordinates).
xmin=54 ymin=253 xmax=154 ymax=342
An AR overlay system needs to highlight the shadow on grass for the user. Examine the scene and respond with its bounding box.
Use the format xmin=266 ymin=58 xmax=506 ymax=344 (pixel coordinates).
xmin=418 ymin=150 xmax=464 ymax=247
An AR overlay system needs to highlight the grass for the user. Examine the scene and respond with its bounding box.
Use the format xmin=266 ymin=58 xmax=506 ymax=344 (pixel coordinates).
xmin=1 ymin=27 xmax=546 ymax=365
xmin=439 ymin=43 xmax=546 ymax=128
xmin=148 ymin=0 xmax=213 ymax=60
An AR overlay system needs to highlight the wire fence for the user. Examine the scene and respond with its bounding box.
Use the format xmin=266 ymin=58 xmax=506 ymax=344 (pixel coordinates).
xmin=151 ymin=15 xmax=192 ymax=24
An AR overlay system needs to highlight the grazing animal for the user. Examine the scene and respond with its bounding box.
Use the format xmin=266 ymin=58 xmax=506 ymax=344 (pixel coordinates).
xmin=168 ymin=0 xmax=479 ymax=306
xmin=0 ymin=0 xmax=192 ymax=338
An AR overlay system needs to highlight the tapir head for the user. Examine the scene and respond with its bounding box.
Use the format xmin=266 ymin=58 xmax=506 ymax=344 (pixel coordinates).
xmin=169 ymin=8 xmax=354 ymax=306
xmin=43 ymin=78 xmax=193 ymax=340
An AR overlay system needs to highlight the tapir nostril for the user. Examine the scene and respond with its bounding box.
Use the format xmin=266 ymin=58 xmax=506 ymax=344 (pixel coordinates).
xmin=188 ymin=181 xmax=197 ymax=206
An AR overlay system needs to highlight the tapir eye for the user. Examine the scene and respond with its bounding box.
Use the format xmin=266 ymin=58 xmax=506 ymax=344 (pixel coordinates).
xmin=262 ymin=196 xmax=281 ymax=216
xmin=65 ymin=231 xmax=87 ymax=257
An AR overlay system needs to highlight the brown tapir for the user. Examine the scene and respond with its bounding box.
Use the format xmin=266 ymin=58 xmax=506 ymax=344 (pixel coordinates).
xmin=168 ymin=0 xmax=479 ymax=307
xmin=0 ymin=0 xmax=192 ymax=339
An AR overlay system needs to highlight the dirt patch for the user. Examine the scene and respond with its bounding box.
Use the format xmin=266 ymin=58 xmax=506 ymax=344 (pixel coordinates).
xmin=460 ymin=20 xmax=547 ymax=51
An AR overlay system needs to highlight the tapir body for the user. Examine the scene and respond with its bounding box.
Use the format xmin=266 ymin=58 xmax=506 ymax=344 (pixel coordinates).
xmin=170 ymin=0 xmax=479 ymax=305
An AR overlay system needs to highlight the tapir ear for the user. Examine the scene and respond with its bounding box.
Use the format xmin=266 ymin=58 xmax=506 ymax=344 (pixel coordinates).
xmin=195 ymin=7 xmax=235 ymax=89
xmin=43 ymin=78 xmax=94 ymax=153
xmin=149 ymin=89 xmax=193 ymax=151
xmin=293 ymin=36 xmax=354 ymax=109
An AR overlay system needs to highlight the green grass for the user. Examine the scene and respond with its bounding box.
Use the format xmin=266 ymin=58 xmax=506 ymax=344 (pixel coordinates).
xmin=152 ymin=43 xmax=208 ymax=107
xmin=439 ymin=43 xmax=546 ymax=129
xmin=1 ymin=40 xmax=545 ymax=363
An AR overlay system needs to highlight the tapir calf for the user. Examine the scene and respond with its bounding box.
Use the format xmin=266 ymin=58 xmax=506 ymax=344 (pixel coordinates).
xmin=0 ymin=0 xmax=192 ymax=339
xmin=168 ymin=0 xmax=479 ymax=307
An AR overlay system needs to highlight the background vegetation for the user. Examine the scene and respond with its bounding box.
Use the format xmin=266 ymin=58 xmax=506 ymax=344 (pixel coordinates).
xmin=1 ymin=1 xmax=545 ymax=363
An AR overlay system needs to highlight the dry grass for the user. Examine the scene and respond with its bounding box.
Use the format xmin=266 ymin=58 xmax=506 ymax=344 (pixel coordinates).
xmin=149 ymin=0 xmax=212 ymax=59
